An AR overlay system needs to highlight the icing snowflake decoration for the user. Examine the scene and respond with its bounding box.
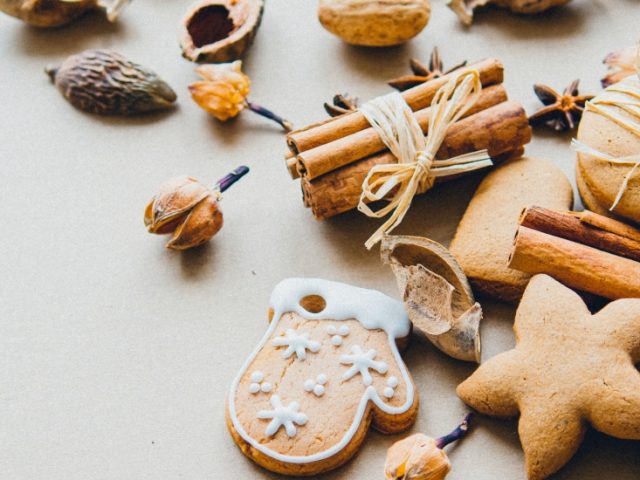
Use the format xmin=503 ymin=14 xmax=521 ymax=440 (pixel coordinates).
xmin=257 ymin=395 xmax=308 ymax=437
xmin=304 ymin=374 xmax=328 ymax=397
xmin=326 ymin=324 xmax=350 ymax=346
xmin=383 ymin=376 xmax=399 ymax=399
xmin=340 ymin=345 xmax=388 ymax=386
xmin=248 ymin=371 xmax=272 ymax=394
xmin=272 ymin=328 xmax=321 ymax=360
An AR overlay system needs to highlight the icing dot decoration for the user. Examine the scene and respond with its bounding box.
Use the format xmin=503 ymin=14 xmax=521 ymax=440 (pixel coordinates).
xmin=326 ymin=324 xmax=350 ymax=346
xmin=249 ymin=371 xmax=272 ymax=394
xmin=304 ymin=374 xmax=328 ymax=397
xmin=383 ymin=376 xmax=399 ymax=399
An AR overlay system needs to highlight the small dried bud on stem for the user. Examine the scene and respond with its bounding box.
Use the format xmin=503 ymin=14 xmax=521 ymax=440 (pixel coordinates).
xmin=144 ymin=166 xmax=249 ymax=250
xmin=189 ymin=60 xmax=293 ymax=131
xmin=384 ymin=414 xmax=474 ymax=480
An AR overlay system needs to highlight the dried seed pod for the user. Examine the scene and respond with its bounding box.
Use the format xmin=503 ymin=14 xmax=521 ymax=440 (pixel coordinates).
xmin=0 ymin=0 xmax=130 ymax=28
xmin=180 ymin=0 xmax=264 ymax=63
xmin=145 ymin=167 xmax=249 ymax=251
xmin=381 ymin=235 xmax=482 ymax=363
xmin=46 ymin=49 xmax=177 ymax=116
xmin=385 ymin=415 xmax=473 ymax=480
xmin=447 ymin=0 xmax=571 ymax=26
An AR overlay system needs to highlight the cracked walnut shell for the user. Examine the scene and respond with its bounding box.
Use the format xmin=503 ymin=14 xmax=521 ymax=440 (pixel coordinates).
xmin=318 ymin=0 xmax=431 ymax=47
xmin=180 ymin=0 xmax=264 ymax=63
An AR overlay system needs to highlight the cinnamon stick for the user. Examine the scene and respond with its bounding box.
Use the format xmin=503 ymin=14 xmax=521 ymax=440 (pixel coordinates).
xmin=508 ymin=226 xmax=640 ymax=300
xmin=285 ymin=150 xmax=298 ymax=178
xmin=298 ymin=84 xmax=508 ymax=180
xmin=286 ymin=58 xmax=504 ymax=154
xmin=577 ymin=210 xmax=640 ymax=242
xmin=303 ymin=101 xmax=531 ymax=219
xmin=520 ymin=206 xmax=640 ymax=262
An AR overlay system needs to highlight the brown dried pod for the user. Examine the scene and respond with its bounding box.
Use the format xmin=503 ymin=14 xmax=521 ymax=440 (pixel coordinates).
xmin=447 ymin=0 xmax=571 ymax=26
xmin=381 ymin=235 xmax=482 ymax=363
xmin=0 ymin=0 xmax=130 ymax=28
xmin=180 ymin=0 xmax=264 ymax=63
xmin=46 ymin=49 xmax=177 ymax=116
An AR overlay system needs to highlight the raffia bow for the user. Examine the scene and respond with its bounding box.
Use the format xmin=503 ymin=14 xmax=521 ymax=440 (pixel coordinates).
xmin=357 ymin=70 xmax=492 ymax=249
xmin=571 ymin=66 xmax=640 ymax=212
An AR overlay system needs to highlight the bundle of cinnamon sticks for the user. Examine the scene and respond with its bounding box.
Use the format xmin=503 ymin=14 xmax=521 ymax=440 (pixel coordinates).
xmin=509 ymin=206 xmax=640 ymax=299
xmin=284 ymin=58 xmax=532 ymax=220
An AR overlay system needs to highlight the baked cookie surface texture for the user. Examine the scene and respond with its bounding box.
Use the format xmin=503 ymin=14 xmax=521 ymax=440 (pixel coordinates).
xmin=457 ymin=274 xmax=640 ymax=480
xmin=576 ymin=75 xmax=640 ymax=223
xmin=226 ymin=278 xmax=418 ymax=475
xmin=449 ymin=157 xmax=573 ymax=303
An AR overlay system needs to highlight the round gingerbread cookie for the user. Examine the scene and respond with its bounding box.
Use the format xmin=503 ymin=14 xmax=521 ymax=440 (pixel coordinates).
xmin=226 ymin=278 xmax=418 ymax=476
xmin=575 ymin=74 xmax=640 ymax=224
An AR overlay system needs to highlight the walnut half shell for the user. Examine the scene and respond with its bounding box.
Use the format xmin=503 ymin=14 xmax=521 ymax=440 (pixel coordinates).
xmin=179 ymin=0 xmax=264 ymax=63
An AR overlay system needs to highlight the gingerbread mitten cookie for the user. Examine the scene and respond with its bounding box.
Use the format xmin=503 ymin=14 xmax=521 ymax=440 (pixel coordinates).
xmin=457 ymin=274 xmax=640 ymax=480
xmin=226 ymin=278 xmax=418 ymax=476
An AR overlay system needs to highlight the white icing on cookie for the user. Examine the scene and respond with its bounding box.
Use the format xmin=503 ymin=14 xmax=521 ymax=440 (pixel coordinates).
xmin=228 ymin=278 xmax=413 ymax=465
xmin=340 ymin=345 xmax=388 ymax=386
xmin=257 ymin=395 xmax=308 ymax=437
xmin=249 ymin=371 xmax=270 ymax=394
xmin=382 ymin=376 xmax=399 ymax=399
xmin=328 ymin=323 xmax=350 ymax=346
xmin=272 ymin=328 xmax=321 ymax=360
xmin=249 ymin=383 xmax=261 ymax=394
xmin=304 ymin=374 xmax=328 ymax=397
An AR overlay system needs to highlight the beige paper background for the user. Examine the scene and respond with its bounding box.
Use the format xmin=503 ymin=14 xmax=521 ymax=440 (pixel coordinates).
xmin=1 ymin=0 xmax=639 ymax=478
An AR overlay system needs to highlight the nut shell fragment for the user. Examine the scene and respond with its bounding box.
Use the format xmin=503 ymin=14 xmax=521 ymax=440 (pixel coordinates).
xmin=318 ymin=0 xmax=431 ymax=47
xmin=447 ymin=0 xmax=571 ymax=26
xmin=381 ymin=235 xmax=482 ymax=362
xmin=0 ymin=0 xmax=130 ymax=27
xmin=180 ymin=0 xmax=264 ymax=63
xmin=47 ymin=49 xmax=177 ymax=116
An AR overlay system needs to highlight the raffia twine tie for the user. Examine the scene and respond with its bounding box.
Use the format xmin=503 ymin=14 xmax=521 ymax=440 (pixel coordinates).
xmin=358 ymin=69 xmax=492 ymax=249
xmin=571 ymin=71 xmax=640 ymax=212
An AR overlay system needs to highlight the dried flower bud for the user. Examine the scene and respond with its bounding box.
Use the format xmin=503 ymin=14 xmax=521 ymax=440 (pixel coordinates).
xmin=144 ymin=176 xmax=222 ymax=250
xmin=189 ymin=60 xmax=292 ymax=130
xmin=384 ymin=414 xmax=473 ymax=480
xmin=144 ymin=167 xmax=249 ymax=250
xmin=385 ymin=434 xmax=451 ymax=480
xmin=602 ymin=46 xmax=640 ymax=88
xmin=189 ymin=60 xmax=250 ymax=121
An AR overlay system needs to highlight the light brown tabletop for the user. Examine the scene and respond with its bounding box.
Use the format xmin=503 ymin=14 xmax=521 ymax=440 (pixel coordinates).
xmin=1 ymin=0 xmax=639 ymax=478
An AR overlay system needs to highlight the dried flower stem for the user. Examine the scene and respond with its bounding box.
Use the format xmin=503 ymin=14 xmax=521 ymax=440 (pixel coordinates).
xmin=215 ymin=165 xmax=250 ymax=193
xmin=435 ymin=413 xmax=474 ymax=449
xmin=246 ymin=101 xmax=293 ymax=132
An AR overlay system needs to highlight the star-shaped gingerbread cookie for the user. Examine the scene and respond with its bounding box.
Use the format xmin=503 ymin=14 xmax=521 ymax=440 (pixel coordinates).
xmin=457 ymin=274 xmax=640 ymax=480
